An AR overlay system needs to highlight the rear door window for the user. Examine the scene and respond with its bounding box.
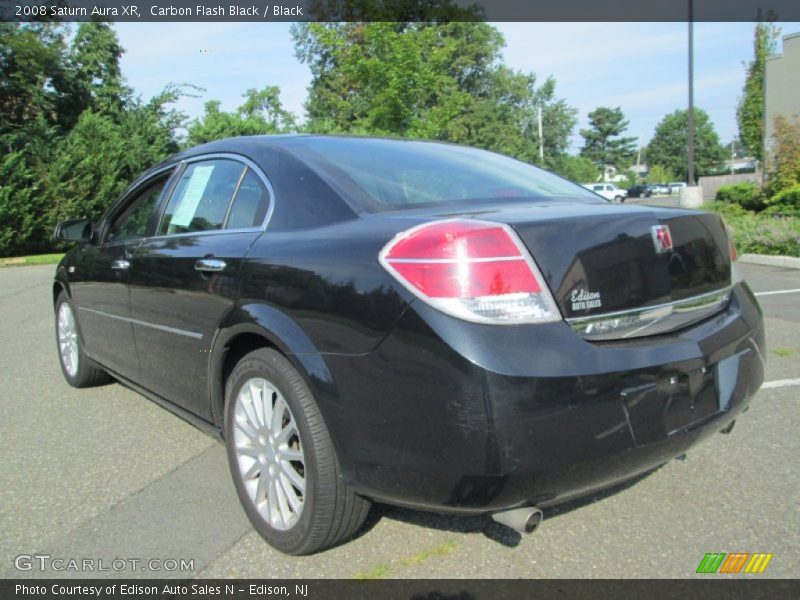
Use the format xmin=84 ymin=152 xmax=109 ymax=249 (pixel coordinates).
xmin=225 ymin=168 xmax=270 ymax=229
xmin=158 ymin=160 xmax=245 ymax=236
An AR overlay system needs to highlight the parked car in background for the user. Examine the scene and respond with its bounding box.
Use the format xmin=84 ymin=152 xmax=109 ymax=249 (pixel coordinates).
xmin=582 ymin=182 xmax=628 ymax=203
xmin=669 ymin=182 xmax=687 ymax=194
xmin=650 ymin=183 xmax=670 ymax=195
xmin=627 ymin=185 xmax=652 ymax=198
xmin=53 ymin=135 xmax=763 ymax=555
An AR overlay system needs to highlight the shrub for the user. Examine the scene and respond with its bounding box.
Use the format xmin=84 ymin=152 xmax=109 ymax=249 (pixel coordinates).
xmin=764 ymin=184 xmax=800 ymax=216
xmin=714 ymin=182 xmax=765 ymax=211
xmin=703 ymin=202 xmax=800 ymax=257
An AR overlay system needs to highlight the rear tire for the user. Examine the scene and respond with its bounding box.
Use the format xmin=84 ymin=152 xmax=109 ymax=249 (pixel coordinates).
xmin=224 ymin=348 xmax=370 ymax=555
xmin=55 ymin=292 xmax=111 ymax=388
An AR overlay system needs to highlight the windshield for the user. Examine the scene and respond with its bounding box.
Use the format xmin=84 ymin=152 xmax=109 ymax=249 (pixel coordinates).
xmin=285 ymin=137 xmax=603 ymax=212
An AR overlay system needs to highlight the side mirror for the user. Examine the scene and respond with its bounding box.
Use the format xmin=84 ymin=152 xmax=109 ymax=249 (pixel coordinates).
xmin=54 ymin=219 xmax=94 ymax=243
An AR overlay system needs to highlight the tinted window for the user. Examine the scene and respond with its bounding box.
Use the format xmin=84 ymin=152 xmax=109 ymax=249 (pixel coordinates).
xmin=286 ymin=138 xmax=599 ymax=212
xmin=158 ymin=160 xmax=244 ymax=236
xmin=226 ymin=169 xmax=270 ymax=229
xmin=107 ymin=179 xmax=166 ymax=243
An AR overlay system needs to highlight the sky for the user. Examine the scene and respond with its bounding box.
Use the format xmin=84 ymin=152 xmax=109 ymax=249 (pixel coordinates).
xmin=114 ymin=21 xmax=800 ymax=153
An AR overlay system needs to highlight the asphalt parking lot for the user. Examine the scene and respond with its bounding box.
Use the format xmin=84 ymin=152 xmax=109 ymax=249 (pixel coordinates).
xmin=1 ymin=262 xmax=798 ymax=579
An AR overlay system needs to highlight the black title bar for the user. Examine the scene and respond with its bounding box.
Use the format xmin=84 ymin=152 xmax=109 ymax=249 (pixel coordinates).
xmin=2 ymin=0 xmax=800 ymax=22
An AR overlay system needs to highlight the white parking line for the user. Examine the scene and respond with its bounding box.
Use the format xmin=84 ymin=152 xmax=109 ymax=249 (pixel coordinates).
xmin=754 ymin=288 xmax=800 ymax=297
xmin=762 ymin=378 xmax=800 ymax=389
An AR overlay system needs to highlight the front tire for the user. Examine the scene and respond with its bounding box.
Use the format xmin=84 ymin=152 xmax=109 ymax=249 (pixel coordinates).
xmin=55 ymin=292 xmax=110 ymax=388
xmin=614 ymin=195 xmax=624 ymax=203
xmin=224 ymin=348 xmax=370 ymax=555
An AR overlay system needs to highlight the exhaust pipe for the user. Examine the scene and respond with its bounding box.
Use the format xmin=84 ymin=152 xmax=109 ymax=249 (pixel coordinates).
xmin=491 ymin=507 xmax=543 ymax=533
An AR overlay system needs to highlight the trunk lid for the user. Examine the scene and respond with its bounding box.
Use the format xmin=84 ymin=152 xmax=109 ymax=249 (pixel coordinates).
xmin=492 ymin=202 xmax=732 ymax=320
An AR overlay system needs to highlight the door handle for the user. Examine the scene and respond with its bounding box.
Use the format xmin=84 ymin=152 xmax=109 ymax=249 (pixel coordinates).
xmin=111 ymin=259 xmax=130 ymax=270
xmin=194 ymin=258 xmax=227 ymax=273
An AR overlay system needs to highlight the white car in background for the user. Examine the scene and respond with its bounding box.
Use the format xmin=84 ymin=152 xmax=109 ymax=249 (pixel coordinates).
xmin=582 ymin=183 xmax=628 ymax=203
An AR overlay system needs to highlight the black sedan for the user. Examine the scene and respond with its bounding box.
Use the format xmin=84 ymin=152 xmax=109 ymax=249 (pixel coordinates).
xmin=627 ymin=184 xmax=652 ymax=198
xmin=53 ymin=135 xmax=765 ymax=555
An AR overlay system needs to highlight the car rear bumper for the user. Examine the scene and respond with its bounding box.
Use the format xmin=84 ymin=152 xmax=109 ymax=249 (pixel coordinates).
xmin=320 ymin=282 xmax=765 ymax=513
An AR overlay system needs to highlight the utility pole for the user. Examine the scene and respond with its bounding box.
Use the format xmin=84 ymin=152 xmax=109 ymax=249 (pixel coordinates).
xmin=687 ymin=0 xmax=695 ymax=186
xmin=537 ymin=104 xmax=544 ymax=165
xmin=636 ymin=134 xmax=643 ymax=175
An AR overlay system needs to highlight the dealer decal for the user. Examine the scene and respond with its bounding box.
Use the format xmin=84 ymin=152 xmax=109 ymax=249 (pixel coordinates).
xmin=571 ymin=289 xmax=602 ymax=311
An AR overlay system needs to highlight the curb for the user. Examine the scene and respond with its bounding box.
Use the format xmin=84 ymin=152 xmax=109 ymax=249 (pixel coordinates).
xmin=740 ymin=253 xmax=800 ymax=270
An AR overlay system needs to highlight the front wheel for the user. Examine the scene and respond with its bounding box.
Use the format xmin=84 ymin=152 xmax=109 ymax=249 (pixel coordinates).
xmin=224 ymin=348 xmax=370 ymax=555
xmin=615 ymin=195 xmax=624 ymax=203
xmin=55 ymin=292 xmax=110 ymax=388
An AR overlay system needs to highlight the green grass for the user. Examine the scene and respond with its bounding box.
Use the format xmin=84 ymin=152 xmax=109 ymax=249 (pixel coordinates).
xmin=0 ymin=253 xmax=64 ymax=267
xmin=352 ymin=564 xmax=391 ymax=580
xmin=772 ymin=347 xmax=795 ymax=357
xmin=350 ymin=539 xmax=458 ymax=579
xmin=702 ymin=202 xmax=800 ymax=257
xmin=400 ymin=540 xmax=457 ymax=567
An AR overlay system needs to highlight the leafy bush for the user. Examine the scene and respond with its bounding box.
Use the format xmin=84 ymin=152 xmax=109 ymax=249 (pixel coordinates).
xmin=714 ymin=182 xmax=765 ymax=211
xmin=764 ymin=184 xmax=800 ymax=216
xmin=704 ymin=202 xmax=800 ymax=257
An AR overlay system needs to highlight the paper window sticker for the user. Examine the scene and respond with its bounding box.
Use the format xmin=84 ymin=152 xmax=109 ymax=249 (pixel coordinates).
xmin=169 ymin=165 xmax=215 ymax=227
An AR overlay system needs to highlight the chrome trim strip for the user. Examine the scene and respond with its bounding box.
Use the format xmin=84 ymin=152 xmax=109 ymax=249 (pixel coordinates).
xmin=78 ymin=307 xmax=204 ymax=340
xmin=566 ymin=287 xmax=732 ymax=341
xmin=386 ymin=256 xmax=523 ymax=264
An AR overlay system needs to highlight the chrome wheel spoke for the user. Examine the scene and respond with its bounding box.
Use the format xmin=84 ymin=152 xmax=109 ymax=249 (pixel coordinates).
xmin=279 ymin=447 xmax=303 ymax=462
xmin=248 ymin=381 xmax=266 ymax=427
xmin=279 ymin=473 xmax=302 ymax=513
xmin=271 ymin=395 xmax=286 ymax=435
xmin=275 ymin=420 xmax=295 ymax=445
xmin=255 ymin=470 xmax=268 ymax=504
xmin=234 ymin=415 xmax=258 ymax=441
xmin=274 ymin=477 xmax=292 ymax=527
xmin=280 ymin=459 xmax=305 ymax=493
xmin=242 ymin=460 xmax=261 ymax=480
xmin=237 ymin=445 xmax=260 ymax=459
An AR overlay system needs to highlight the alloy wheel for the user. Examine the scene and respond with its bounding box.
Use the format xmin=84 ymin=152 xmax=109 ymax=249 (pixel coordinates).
xmin=232 ymin=377 xmax=306 ymax=530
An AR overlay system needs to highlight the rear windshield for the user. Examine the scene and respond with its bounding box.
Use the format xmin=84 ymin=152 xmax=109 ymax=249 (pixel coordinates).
xmin=285 ymin=137 xmax=602 ymax=212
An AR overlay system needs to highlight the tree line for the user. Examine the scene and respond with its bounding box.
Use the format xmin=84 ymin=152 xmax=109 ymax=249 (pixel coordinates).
xmin=1 ymin=18 xmax=736 ymax=257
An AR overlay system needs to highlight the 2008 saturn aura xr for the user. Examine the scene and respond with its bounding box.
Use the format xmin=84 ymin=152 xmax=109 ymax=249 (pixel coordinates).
xmin=53 ymin=135 xmax=765 ymax=554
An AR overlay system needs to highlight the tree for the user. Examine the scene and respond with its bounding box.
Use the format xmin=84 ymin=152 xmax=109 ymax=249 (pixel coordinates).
xmin=0 ymin=23 xmax=187 ymax=256
xmin=69 ymin=21 xmax=129 ymax=116
xmin=737 ymin=20 xmax=779 ymax=161
xmin=646 ymin=165 xmax=677 ymax=185
xmin=766 ymin=115 xmax=800 ymax=196
xmin=550 ymin=155 xmax=600 ymax=183
xmin=645 ymin=109 xmax=726 ymax=181
xmin=579 ymin=106 xmax=637 ymax=172
xmin=291 ymin=21 xmax=576 ymax=166
xmin=186 ymin=87 xmax=296 ymax=146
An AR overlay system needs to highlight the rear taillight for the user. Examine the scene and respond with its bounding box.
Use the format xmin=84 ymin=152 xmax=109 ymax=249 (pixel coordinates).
xmin=379 ymin=219 xmax=561 ymax=324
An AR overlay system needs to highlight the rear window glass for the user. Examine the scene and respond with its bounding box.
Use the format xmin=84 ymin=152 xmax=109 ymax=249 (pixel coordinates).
xmin=286 ymin=137 xmax=600 ymax=212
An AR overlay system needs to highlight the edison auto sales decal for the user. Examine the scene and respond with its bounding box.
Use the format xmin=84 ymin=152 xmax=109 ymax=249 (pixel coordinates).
xmin=571 ymin=289 xmax=602 ymax=311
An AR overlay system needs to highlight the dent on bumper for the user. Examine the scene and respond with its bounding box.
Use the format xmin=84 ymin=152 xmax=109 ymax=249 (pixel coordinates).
xmin=320 ymin=283 xmax=765 ymax=513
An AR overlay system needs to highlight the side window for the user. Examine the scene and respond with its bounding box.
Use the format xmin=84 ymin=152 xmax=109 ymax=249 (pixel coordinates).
xmin=158 ymin=160 xmax=245 ymax=236
xmin=593 ymin=185 xmax=603 ymax=192
xmin=107 ymin=178 xmax=167 ymax=243
xmin=225 ymin=169 xmax=270 ymax=229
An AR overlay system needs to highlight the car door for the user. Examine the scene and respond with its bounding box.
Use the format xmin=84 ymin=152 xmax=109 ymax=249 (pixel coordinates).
xmin=127 ymin=155 xmax=272 ymax=419
xmin=69 ymin=171 xmax=173 ymax=380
